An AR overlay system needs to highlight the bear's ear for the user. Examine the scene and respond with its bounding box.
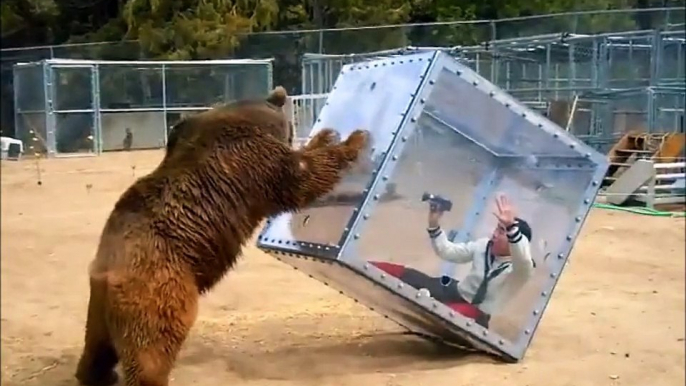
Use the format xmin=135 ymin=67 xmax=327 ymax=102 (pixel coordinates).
xmin=266 ymin=86 xmax=288 ymax=107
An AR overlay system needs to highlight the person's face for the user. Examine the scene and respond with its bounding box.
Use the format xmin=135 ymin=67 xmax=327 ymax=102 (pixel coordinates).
xmin=490 ymin=224 xmax=510 ymax=257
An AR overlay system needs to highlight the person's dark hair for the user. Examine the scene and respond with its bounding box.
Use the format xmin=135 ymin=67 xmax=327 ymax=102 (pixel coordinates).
xmin=514 ymin=217 xmax=532 ymax=241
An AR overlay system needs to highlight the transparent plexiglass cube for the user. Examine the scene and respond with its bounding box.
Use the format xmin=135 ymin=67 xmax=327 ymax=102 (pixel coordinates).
xmin=256 ymin=50 xmax=609 ymax=361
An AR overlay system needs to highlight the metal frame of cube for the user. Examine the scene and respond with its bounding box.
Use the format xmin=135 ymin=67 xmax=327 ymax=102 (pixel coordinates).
xmin=257 ymin=50 xmax=609 ymax=361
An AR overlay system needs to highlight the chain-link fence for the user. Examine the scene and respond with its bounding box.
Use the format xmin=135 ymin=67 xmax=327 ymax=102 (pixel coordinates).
xmin=2 ymin=7 xmax=684 ymax=140
xmin=13 ymin=58 xmax=273 ymax=157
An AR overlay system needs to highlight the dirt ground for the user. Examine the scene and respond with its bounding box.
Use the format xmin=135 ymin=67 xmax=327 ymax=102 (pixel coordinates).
xmin=1 ymin=150 xmax=684 ymax=386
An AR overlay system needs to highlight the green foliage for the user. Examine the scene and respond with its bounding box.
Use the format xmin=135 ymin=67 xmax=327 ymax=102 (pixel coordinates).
xmin=3 ymin=0 xmax=666 ymax=55
xmin=122 ymin=0 xmax=280 ymax=59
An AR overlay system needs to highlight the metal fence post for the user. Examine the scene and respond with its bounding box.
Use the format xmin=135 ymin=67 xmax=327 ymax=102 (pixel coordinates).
xmin=162 ymin=63 xmax=168 ymax=145
xmin=43 ymin=60 xmax=56 ymax=156
xmin=92 ymin=64 xmax=102 ymax=154
xmin=12 ymin=67 xmax=20 ymax=142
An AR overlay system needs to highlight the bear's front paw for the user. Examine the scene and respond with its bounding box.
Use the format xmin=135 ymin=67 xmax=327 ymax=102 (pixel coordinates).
xmin=343 ymin=129 xmax=371 ymax=152
xmin=307 ymin=128 xmax=340 ymax=150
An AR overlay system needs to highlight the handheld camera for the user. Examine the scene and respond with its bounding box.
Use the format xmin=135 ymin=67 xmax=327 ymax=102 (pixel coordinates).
xmin=421 ymin=192 xmax=453 ymax=213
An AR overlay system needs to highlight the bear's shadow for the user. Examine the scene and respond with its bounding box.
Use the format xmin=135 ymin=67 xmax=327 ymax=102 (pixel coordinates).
xmin=14 ymin=333 xmax=498 ymax=385
xmin=178 ymin=331 xmax=498 ymax=381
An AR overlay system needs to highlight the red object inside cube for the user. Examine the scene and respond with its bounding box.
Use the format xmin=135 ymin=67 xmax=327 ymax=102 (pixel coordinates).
xmin=369 ymin=261 xmax=482 ymax=320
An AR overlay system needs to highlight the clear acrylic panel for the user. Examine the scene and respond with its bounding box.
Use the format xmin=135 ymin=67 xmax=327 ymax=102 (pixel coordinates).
xmin=425 ymin=66 xmax=584 ymax=158
xmin=467 ymin=163 xmax=595 ymax=342
xmin=55 ymin=112 xmax=95 ymax=154
xmin=259 ymin=51 xmax=437 ymax=251
xmin=52 ymin=66 xmax=93 ymax=111
xmin=338 ymin=51 xmax=608 ymax=359
xmin=347 ymin=116 xmax=498 ymax=276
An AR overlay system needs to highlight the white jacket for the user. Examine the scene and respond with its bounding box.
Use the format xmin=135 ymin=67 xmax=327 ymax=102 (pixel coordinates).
xmin=428 ymin=224 xmax=535 ymax=315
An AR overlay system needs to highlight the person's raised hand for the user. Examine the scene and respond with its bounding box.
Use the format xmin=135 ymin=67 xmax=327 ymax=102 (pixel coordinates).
xmin=493 ymin=194 xmax=516 ymax=228
xmin=427 ymin=204 xmax=444 ymax=228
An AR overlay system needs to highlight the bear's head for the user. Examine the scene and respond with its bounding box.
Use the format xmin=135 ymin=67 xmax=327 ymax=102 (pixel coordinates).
xmin=165 ymin=86 xmax=293 ymax=158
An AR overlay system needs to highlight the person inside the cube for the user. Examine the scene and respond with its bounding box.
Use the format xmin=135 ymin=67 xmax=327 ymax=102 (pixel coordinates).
xmin=371 ymin=194 xmax=535 ymax=328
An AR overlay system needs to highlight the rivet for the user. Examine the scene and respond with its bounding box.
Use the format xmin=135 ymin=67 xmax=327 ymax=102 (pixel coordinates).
xmin=401 ymin=136 xmax=407 ymax=142
xmin=575 ymin=216 xmax=581 ymax=222
xmin=432 ymin=302 xmax=438 ymax=309
xmin=482 ymin=330 xmax=488 ymax=336
xmin=521 ymin=112 xmax=526 ymax=118
xmin=354 ymin=234 xmax=360 ymax=239
xmin=397 ymin=282 xmax=404 ymax=289
xmin=381 ymin=273 xmax=387 ymax=279
xmin=382 ymin=176 xmax=389 ymax=181
xmin=392 ymin=155 xmax=398 ymax=161
xmin=553 ymin=133 xmax=559 ymax=138
xmin=525 ymin=329 xmax=531 ymax=335
xmin=537 ymin=123 xmax=543 ymax=128
xmin=583 ymin=199 xmax=590 ymax=204
xmin=363 ymin=263 xmax=369 ymax=270
xmin=585 ymin=153 xmax=591 ymax=158
xmin=449 ymin=311 xmax=455 ymax=318
xmin=472 ymin=81 xmax=479 ymax=86
xmin=558 ymin=253 xmax=564 ymax=259
xmin=566 ymin=235 xmax=572 ymax=241
xmin=466 ymin=321 xmax=472 ymax=327
xmin=429 ymin=80 xmax=435 ymax=85
xmin=533 ymin=310 xmax=540 ymax=315
xmin=420 ymin=98 xmax=426 ymax=103
xmin=456 ymin=70 xmax=462 ymax=75
xmin=541 ymin=291 xmax=548 ymax=296
xmin=488 ymin=91 xmax=495 ymax=97
xmin=373 ymin=194 xmax=380 ymax=200
xmin=592 ymin=181 xmax=598 ymax=186
xmin=570 ymin=144 xmax=576 ymax=149
xmin=363 ymin=214 xmax=369 ymax=220
xmin=550 ymin=272 xmax=557 ymax=278
xmin=411 ymin=117 xmax=417 ymax=122
xmin=498 ymin=339 xmax=504 ymax=345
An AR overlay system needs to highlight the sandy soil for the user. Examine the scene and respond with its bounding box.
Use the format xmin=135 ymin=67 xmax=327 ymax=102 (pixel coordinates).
xmin=1 ymin=150 xmax=684 ymax=386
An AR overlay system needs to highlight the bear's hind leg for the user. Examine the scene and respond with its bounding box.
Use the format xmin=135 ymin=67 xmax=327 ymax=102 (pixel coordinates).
xmin=112 ymin=277 xmax=199 ymax=386
xmin=75 ymin=278 xmax=119 ymax=386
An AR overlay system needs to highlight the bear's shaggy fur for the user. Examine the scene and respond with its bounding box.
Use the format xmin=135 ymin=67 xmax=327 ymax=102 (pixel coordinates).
xmin=74 ymin=86 xmax=369 ymax=386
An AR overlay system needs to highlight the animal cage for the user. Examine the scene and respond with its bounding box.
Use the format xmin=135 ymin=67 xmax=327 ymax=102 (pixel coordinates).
xmin=13 ymin=58 xmax=274 ymax=157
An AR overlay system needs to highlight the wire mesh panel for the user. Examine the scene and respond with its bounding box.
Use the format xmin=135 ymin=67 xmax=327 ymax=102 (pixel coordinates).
xmin=654 ymin=88 xmax=686 ymax=132
xmin=98 ymin=64 xmax=165 ymax=151
xmin=51 ymin=65 xmax=96 ymax=156
xmin=13 ymin=58 xmax=274 ymax=157
xmin=13 ymin=63 xmax=48 ymax=154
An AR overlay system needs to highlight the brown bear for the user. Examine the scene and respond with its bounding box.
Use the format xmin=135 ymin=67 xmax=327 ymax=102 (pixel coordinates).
xmin=74 ymin=86 xmax=370 ymax=386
